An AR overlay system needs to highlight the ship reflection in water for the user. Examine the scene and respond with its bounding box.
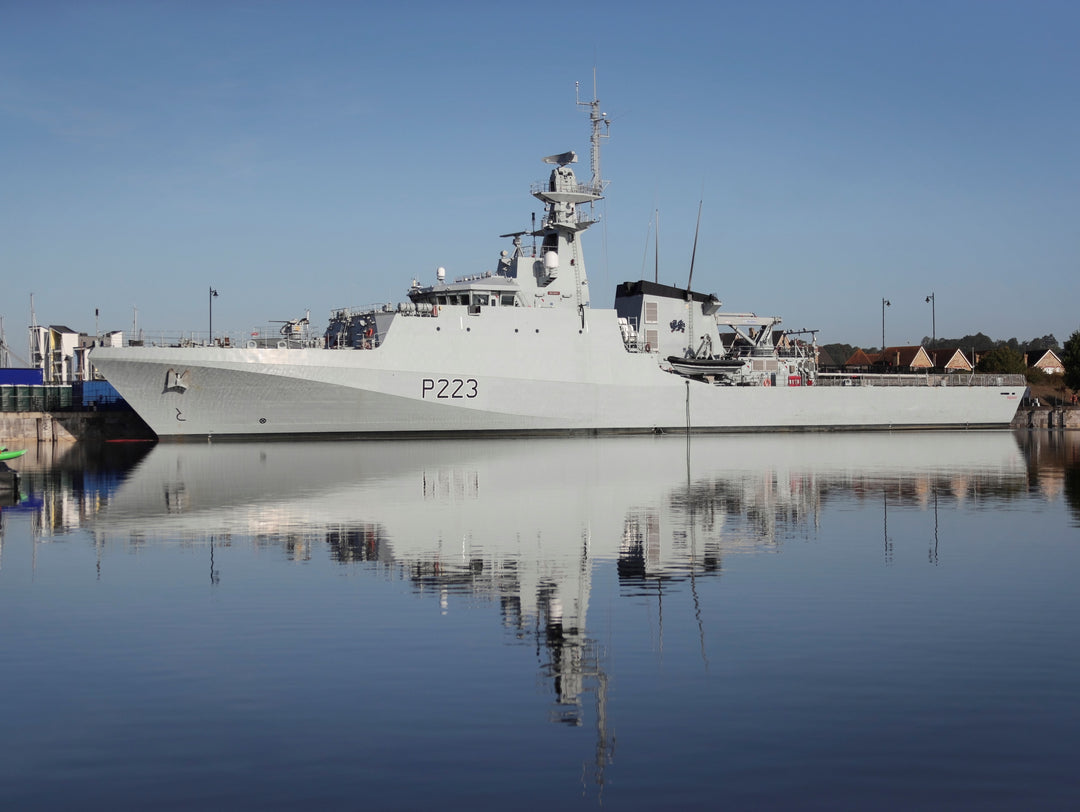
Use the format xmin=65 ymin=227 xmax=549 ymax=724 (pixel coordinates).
xmin=57 ymin=434 xmax=1035 ymax=735
xmin=4 ymin=431 xmax=1080 ymax=809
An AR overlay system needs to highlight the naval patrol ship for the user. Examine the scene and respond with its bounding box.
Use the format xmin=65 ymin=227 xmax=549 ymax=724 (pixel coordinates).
xmin=91 ymin=86 xmax=1023 ymax=439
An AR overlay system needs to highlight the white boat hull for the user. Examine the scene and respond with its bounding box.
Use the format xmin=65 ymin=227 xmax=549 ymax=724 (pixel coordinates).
xmin=91 ymin=308 xmax=1023 ymax=439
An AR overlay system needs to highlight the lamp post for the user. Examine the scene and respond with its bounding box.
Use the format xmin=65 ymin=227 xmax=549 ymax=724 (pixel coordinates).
xmin=882 ymin=298 xmax=891 ymax=361
xmin=925 ymin=292 xmax=935 ymax=345
xmin=209 ymin=287 xmax=219 ymax=345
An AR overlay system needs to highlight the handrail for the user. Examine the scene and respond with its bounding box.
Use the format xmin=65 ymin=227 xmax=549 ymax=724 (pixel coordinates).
xmin=815 ymin=372 xmax=1026 ymax=387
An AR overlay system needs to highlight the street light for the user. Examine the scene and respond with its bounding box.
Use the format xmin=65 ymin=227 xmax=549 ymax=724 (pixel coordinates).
xmin=882 ymin=298 xmax=891 ymax=360
xmin=925 ymin=292 xmax=935 ymax=345
xmin=209 ymin=287 xmax=219 ymax=345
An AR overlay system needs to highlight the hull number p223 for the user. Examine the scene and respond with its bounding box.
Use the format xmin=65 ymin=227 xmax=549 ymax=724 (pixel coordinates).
xmin=422 ymin=378 xmax=478 ymax=399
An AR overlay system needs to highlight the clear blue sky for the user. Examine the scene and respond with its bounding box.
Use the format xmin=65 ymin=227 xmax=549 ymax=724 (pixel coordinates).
xmin=2 ymin=0 xmax=1077 ymax=350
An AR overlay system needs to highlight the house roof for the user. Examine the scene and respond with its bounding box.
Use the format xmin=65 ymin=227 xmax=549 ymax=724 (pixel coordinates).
xmin=844 ymin=348 xmax=875 ymax=366
xmin=1030 ymin=349 xmax=1063 ymax=370
xmin=929 ymin=348 xmax=973 ymax=371
xmin=843 ymin=346 xmax=941 ymax=369
xmin=816 ymin=347 xmax=837 ymax=367
xmin=881 ymin=346 xmax=934 ymax=368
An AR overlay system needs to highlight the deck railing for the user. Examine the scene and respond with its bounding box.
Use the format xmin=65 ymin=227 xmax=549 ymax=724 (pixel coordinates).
xmin=815 ymin=372 xmax=1026 ymax=387
xmin=107 ymin=326 xmax=323 ymax=349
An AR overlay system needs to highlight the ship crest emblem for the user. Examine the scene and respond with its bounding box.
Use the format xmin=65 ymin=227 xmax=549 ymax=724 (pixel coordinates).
xmin=164 ymin=368 xmax=190 ymax=393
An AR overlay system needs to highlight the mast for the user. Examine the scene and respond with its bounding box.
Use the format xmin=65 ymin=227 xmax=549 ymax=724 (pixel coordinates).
xmin=686 ymin=200 xmax=703 ymax=357
xmin=576 ymin=71 xmax=610 ymax=199
xmin=655 ymin=210 xmax=659 ymax=284
xmin=28 ymin=292 xmax=42 ymax=376
xmin=530 ymin=79 xmax=611 ymax=311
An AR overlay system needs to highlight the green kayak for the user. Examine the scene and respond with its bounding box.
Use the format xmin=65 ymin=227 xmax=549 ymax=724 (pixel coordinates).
xmin=0 ymin=448 xmax=27 ymax=461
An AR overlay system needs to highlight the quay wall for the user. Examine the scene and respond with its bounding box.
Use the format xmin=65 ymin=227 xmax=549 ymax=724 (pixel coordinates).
xmin=0 ymin=411 xmax=153 ymax=443
xmin=1011 ymin=408 xmax=1080 ymax=430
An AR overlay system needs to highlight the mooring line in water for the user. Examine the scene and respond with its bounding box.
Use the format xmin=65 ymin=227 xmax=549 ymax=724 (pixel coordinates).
xmin=685 ymin=379 xmax=691 ymax=437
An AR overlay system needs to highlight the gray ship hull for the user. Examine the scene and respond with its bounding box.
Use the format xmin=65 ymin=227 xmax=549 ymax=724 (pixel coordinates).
xmin=91 ymin=308 xmax=1023 ymax=439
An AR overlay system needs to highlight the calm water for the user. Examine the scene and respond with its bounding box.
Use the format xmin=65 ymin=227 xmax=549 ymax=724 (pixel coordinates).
xmin=2 ymin=431 xmax=1079 ymax=810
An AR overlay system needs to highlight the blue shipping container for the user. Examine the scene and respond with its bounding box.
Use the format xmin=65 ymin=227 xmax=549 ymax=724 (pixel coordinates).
xmin=0 ymin=368 xmax=44 ymax=386
xmin=77 ymin=380 xmax=124 ymax=406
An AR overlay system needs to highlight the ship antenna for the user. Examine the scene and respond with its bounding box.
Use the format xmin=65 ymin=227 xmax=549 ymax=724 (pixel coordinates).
xmin=686 ymin=199 xmax=703 ymax=358
xmin=687 ymin=198 xmax=702 ymax=291
xmin=576 ymin=71 xmax=610 ymax=198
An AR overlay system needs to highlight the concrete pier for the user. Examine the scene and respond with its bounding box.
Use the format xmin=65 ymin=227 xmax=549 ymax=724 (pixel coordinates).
xmin=0 ymin=411 xmax=154 ymax=443
xmin=1012 ymin=407 xmax=1080 ymax=430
